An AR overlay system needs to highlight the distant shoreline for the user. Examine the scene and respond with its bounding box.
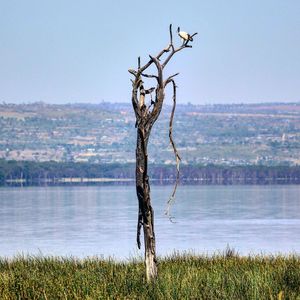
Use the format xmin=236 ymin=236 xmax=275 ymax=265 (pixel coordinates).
xmin=1 ymin=160 xmax=300 ymax=186
xmin=5 ymin=177 xmax=135 ymax=183
xmin=2 ymin=176 xmax=300 ymax=187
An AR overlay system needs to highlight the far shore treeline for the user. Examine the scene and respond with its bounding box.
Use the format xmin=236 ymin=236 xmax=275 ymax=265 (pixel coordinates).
xmin=0 ymin=159 xmax=300 ymax=185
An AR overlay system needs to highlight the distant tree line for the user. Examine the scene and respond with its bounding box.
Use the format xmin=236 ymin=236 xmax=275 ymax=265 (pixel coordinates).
xmin=0 ymin=159 xmax=300 ymax=185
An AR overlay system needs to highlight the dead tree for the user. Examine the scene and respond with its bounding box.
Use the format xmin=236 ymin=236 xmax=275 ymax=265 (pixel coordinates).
xmin=129 ymin=24 xmax=197 ymax=281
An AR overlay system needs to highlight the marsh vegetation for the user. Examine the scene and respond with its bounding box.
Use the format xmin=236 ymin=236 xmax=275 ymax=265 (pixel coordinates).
xmin=1 ymin=252 xmax=299 ymax=299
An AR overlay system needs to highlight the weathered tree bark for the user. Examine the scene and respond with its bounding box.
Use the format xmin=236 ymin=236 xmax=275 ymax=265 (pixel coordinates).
xmin=136 ymin=127 xmax=157 ymax=280
xmin=129 ymin=24 xmax=197 ymax=281
xmin=135 ymin=88 xmax=164 ymax=281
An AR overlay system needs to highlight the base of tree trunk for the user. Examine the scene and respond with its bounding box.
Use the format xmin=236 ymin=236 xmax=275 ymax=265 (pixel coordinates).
xmin=145 ymin=248 xmax=157 ymax=281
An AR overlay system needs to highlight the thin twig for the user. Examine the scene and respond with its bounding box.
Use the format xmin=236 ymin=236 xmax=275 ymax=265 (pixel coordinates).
xmin=190 ymin=32 xmax=198 ymax=39
xmin=169 ymin=24 xmax=174 ymax=51
xmin=141 ymin=73 xmax=159 ymax=82
xmin=164 ymin=73 xmax=179 ymax=87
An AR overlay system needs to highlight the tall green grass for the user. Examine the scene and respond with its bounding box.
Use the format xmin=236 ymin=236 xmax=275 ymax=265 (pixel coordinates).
xmin=0 ymin=251 xmax=300 ymax=299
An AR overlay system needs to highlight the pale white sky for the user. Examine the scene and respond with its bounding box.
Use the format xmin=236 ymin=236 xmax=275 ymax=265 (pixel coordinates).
xmin=0 ymin=0 xmax=299 ymax=104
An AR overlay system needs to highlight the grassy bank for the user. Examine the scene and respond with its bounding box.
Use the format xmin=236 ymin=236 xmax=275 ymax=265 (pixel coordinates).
xmin=1 ymin=253 xmax=300 ymax=299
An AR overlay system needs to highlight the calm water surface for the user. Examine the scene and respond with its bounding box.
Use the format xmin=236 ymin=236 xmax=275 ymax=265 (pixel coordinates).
xmin=0 ymin=185 xmax=299 ymax=258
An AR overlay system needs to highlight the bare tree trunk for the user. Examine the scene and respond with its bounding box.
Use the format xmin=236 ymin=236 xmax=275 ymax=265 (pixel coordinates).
xmin=129 ymin=24 xmax=197 ymax=281
xmin=136 ymin=120 xmax=157 ymax=280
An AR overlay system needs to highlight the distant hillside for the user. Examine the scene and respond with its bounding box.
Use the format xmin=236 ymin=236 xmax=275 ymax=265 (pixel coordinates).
xmin=0 ymin=102 xmax=300 ymax=166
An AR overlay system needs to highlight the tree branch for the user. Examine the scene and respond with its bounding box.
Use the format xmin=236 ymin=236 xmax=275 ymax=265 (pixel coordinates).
xmin=162 ymin=28 xmax=198 ymax=69
xmin=141 ymin=73 xmax=159 ymax=82
xmin=164 ymin=73 xmax=179 ymax=87
xmin=169 ymin=24 xmax=174 ymax=52
xmin=149 ymin=55 xmax=163 ymax=87
xmin=165 ymin=79 xmax=181 ymax=221
xmin=190 ymin=32 xmax=198 ymax=39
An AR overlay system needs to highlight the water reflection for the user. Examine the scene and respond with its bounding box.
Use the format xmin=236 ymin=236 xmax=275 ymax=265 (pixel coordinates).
xmin=0 ymin=185 xmax=299 ymax=258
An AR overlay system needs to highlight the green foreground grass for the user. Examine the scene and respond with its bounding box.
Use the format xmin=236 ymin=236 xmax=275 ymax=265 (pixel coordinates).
xmin=1 ymin=252 xmax=300 ymax=299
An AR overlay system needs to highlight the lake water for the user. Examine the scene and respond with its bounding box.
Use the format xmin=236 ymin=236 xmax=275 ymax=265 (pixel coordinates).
xmin=0 ymin=185 xmax=299 ymax=258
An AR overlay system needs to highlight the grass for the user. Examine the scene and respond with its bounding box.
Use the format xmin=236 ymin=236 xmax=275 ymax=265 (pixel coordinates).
xmin=0 ymin=251 xmax=300 ymax=299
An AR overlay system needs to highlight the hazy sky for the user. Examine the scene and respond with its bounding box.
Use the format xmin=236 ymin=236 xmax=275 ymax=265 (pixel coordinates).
xmin=0 ymin=0 xmax=299 ymax=105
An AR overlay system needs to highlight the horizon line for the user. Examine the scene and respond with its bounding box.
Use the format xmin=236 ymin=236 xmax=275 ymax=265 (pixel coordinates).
xmin=1 ymin=100 xmax=300 ymax=106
